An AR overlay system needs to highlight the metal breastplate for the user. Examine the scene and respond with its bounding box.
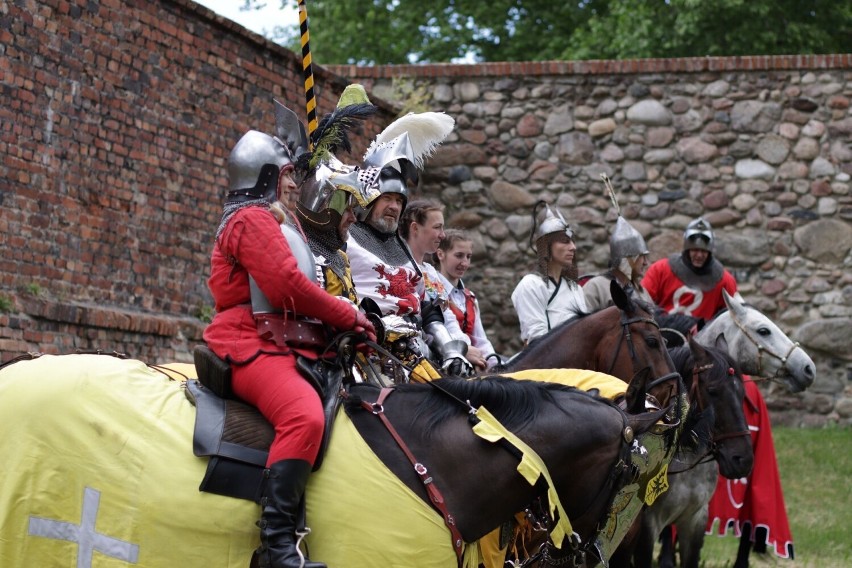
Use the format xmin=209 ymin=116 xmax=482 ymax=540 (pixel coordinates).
xmin=250 ymin=223 xmax=318 ymax=314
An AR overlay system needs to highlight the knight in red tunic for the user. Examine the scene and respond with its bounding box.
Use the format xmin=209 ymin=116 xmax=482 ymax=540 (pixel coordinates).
xmin=643 ymin=217 xmax=739 ymax=322
xmin=202 ymin=102 xmax=374 ymax=568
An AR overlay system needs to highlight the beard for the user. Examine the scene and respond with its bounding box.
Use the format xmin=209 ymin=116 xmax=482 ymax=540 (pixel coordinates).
xmin=371 ymin=215 xmax=398 ymax=234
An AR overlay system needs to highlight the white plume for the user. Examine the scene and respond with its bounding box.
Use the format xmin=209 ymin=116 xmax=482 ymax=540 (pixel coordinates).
xmin=366 ymin=111 xmax=455 ymax=168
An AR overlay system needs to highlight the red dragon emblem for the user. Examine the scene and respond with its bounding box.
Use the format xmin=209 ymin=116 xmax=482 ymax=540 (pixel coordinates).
xmin=374 ymin=264 xmax=420 ymax=315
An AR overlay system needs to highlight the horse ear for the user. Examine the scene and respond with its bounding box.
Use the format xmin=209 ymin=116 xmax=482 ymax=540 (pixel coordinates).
xmin=624 ymin=367 xmax=651 ymax=414
xmin=722 ymin=290 xmax=746 ymax=318
xmin=715 ymin=333 xmax=729 ymax=355
xmin=688 ymin=336 xmax=709 ymax=363
xmin=610 ymin=279 xmax=631 ymax=312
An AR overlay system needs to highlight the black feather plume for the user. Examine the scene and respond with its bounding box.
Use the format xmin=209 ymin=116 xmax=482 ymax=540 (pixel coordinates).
xmin=309 ymin=103 xmax=378 ymax=169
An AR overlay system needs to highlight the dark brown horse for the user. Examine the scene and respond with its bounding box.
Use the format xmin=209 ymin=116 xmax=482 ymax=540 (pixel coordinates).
xmin=0 ymin=353 xmax=671 ymax=567
xmin=500 ymin=281 xmax=681 ymax=409
xmin=615 ymin=338 xmax=754 ymax=568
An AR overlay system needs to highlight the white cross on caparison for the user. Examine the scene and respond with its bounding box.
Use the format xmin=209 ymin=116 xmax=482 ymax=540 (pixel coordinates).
xmin=28 ymin=486 xmax=140 ymax=567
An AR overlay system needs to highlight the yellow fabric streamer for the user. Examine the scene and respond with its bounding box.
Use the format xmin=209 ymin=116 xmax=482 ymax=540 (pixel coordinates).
xmin=499 ymin=368 xmax=627 ymax=400
xmin=471 ymin=406 xmax=574 ymax=549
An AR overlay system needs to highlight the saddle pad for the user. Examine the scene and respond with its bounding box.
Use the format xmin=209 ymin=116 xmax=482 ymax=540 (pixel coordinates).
xmin=499 ymin=368 xmax=627 ymax=400
xmin=0 ymin=354 xmax=259 ymax=567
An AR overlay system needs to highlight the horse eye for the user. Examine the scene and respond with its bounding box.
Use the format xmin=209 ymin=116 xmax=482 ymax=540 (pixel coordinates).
xmin=757 ymin=327 xmax=771 ymax=336
xmin=647 ymin=337 xmax=659 ymax=349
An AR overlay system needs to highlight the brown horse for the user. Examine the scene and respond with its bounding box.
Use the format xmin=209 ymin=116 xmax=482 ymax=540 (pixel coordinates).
xmin=615 ymin=339 xmax=754 ymax=568
xmin=0 ymin=353 xmax=672 ymax=567
xmin=500 ymin=281 xmax=681 ymax=409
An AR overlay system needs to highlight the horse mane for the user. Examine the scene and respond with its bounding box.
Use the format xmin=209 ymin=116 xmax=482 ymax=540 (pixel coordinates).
xmin=495 ymin=309 xmax=593 ymax=371
xmin=346 ymin=378 xmax=604 ymax=439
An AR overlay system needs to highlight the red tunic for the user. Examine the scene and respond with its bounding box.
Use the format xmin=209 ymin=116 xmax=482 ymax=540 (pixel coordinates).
xmin=203 ymin=207 xmax=356 ymax=464
xmin=643 ymin=257 xmax=738 ymax=321
xmin=705 ymin=379 xmax=794 ymax=558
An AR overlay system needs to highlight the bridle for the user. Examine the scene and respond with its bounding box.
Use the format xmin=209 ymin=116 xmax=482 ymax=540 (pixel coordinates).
xmin=668 ymin=362 xmax=750 ymax=474
xmin=606 ymin=312 xmax=681 ymax=405
xmin=726 ymin=308 xmax=804 ymax=380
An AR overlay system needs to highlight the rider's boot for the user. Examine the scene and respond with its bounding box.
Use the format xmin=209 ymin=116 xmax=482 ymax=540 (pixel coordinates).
xmin=255 ymin=459 xmax=326 ymax=568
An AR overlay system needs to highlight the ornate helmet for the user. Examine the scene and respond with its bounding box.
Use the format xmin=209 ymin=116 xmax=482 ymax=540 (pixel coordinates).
xmin=296 ymin=154 xmax=372 ymax=231
xmin=357 ymin=111 xmax=455 ymax=221
xmin=226 ymin=100 xmax=307 ymax=205
xmin=683 ymin=217 xmax=714 ymax=252
xmin=294 ymin=84 xmax=378 ymax=231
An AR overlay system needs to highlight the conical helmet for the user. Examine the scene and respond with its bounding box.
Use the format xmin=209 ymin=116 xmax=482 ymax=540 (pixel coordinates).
xmin=683 ymin=217 xmax=714 ymax=251
xmin=610 ymin=216 xmax=649 ymax=262
xmin=531 ymin=201 xmax=574 ymax=252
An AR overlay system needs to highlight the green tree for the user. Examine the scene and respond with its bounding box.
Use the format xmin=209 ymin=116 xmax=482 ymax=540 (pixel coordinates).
xmin=252 ymin=0 xmax=851 ymax=63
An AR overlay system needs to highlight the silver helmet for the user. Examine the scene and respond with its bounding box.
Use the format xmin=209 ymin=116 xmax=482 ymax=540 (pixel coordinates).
xmin=531 ymin=201 xmax=574 ymax=252
xmin=356 ymin=112 xmax=455 ymax=221
xmin=683 ymin=217 xmax=714 ymax=252
xmin=610 ymin=216 xmax=649 ymax=262
xmin=226 ymin=101 xmax=307 ymax=205
xmin=296 ymin=155 xmax=371 ymax=231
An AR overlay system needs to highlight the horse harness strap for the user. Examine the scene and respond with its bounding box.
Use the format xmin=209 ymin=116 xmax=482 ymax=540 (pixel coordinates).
xmin=606 ymin=314 xmax=659 ymax=376
xmin=353 ymin=387 xmax=467 ymax=566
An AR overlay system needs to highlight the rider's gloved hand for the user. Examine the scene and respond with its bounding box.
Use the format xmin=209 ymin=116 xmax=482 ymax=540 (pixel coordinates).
xmin=442 ymin=355 xmax=474 ymax=377
xmin=352 ymin=311 xmax=377 ymax=344
xmin=380 ymin=314 xmax=419 ymax=342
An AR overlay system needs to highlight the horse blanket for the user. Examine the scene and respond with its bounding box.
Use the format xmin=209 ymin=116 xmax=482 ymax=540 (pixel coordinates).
xmin=0 ymin=354 xmax=482 ymax=568
xmin=0 ymin=354 xmax=259 ymax=567
xmin=705 ymin=378 xmax=794 ymax=558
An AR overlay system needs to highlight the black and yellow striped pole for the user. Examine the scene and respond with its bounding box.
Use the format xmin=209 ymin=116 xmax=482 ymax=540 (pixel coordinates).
xmin=298 ymin=0 xmax=317 ymax=147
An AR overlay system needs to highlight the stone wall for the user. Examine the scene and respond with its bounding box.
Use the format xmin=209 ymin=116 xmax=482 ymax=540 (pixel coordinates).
xmin=328 ymin=57 xmax=852 ymax=426
xmin=0 ymin=0 xmax=393 ymax=363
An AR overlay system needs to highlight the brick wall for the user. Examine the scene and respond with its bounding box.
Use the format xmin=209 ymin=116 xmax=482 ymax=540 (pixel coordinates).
xmin=0 ymin=0 xmax=393 ymax=363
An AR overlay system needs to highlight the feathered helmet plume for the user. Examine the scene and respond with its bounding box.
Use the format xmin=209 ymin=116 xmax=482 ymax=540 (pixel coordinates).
xmin=355 ymin=111 xmax=454 ymax=219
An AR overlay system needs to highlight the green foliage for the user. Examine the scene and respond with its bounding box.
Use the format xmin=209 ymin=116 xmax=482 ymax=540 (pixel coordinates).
xmin=259 ymin=0 xmax=851 ymax=63
xmin=0 ymin=294 xmax=13 ymax=313
xmin=388 ymin=78 xmax=433 ymax=115
xmin=700 ymin=426 xmax=852 ymax=567
xmin=22 ymin=283 xmax=43 ymax=297
xmin=194 ymin=304 xmax=215 ymax=323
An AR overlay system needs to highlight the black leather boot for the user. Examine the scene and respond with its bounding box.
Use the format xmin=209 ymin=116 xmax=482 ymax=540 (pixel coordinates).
xmin=256 ymin=460 xmax=326 ymax=568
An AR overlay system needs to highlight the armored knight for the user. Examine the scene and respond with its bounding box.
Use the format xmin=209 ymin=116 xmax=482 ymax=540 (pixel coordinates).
xmin=202 ymin=100 xmax=375 ymax=568
xmin=583 ymin=175 xmax=654 ymax=311
xmin=346 ymin=111 xmax=470 ymax=380
xmin=643 ymin=217 xmax=739 ymax=321
xmin=511 ymin=201 xmax=588 ymax=344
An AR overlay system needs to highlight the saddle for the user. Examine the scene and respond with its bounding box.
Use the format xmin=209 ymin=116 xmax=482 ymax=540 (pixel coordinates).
xmin=185 ymin=345 xmax=345 ymax=502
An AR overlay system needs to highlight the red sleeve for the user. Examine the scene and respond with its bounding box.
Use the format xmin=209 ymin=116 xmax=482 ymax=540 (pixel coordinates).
xmin=723 ymin=270 xmax=738 ymax=297
xmin=221 ymin=208 xmax=356 ymax=330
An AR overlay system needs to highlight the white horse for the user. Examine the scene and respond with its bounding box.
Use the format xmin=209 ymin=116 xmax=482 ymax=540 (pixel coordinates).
xmin=696 ymin=290 xmax=815 ymax=393
xmin=634 ymin=291 xmax=815 ymax=568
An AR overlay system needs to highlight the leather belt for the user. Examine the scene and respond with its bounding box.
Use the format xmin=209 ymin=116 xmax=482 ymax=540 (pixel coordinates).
xmin=255 ymin=314 xmax=327 ymax=350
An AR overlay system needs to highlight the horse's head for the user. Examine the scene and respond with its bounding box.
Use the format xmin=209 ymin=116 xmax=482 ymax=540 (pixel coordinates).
xmin=601 ymin=281 xmax=681 ymax=408
xmin=698 ymin=291 xmax=816 ymax=393
xmin=685 ymin=337 xmax=753 ymax=479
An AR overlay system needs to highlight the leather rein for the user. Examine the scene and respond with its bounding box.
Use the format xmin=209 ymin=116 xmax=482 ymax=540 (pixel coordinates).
xmin=726 ymin=309 xmax=804 ymax=381
xmin=607 ymin=314 xmax=681 ymax=405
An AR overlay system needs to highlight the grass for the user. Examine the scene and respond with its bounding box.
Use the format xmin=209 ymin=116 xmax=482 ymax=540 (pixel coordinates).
xmin=695 ymin=426 xmax=852 ymax=568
